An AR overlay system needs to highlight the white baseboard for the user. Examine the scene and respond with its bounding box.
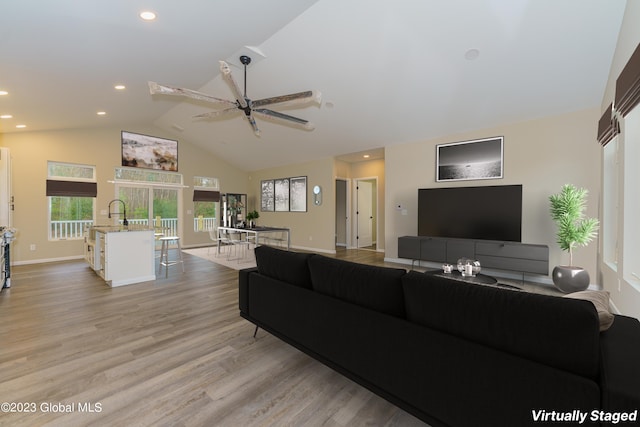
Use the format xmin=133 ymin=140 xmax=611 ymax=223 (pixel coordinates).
xmin=13 ymin=255 xmax=85 ymax=266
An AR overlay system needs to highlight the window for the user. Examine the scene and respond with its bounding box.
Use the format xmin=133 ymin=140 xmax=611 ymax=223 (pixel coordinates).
xmin=193 ymin=176 xmax=220 ymax=232
xmin=47 ymin=162 xmax=96 ymax=240
xmin=113 ymin=167 xmax=183 ymax=237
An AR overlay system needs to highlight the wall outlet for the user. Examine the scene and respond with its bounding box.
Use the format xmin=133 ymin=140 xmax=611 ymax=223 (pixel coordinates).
xmin=30 ymin=244 xmax=36 ymax=251
xmin=309 ymin=235 xmax=313 ymax=241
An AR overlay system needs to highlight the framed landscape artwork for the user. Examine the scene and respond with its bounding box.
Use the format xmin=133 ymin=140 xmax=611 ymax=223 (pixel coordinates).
xmin=121 ymin=131 xmax=178 ymax=171
xmin=436 ymin=136 xmax=503 ymax=182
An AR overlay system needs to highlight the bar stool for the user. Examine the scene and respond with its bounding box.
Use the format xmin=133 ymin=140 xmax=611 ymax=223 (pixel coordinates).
xmin=158 ymin=236 xmax=184 ymax=278
xmin=154 ymin=232 xmax=164 ymax=259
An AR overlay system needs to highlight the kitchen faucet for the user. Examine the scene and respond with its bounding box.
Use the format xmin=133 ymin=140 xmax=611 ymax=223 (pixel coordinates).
xmin=108 ymin=199 xmax=128 ymax=226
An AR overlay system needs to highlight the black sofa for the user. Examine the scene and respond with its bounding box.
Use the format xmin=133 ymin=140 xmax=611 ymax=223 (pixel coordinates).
xmin=238 ymin=246 xmax=640 ymax=427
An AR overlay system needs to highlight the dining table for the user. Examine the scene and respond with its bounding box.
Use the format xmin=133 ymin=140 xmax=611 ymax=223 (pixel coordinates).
xmin=217 ymin=226 xmax=290 ymax=253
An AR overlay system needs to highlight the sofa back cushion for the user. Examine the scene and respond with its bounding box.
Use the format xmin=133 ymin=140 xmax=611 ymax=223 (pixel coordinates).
xmin=308 ymin=255 xmax=406 ymax=317
xmin=402 ymin=271 xmax=600 ymax=379
xmin=254 ymin=245 xmax=313 ymax=289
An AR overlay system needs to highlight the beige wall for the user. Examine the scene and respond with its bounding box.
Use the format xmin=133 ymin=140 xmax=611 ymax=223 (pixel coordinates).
xmin=1 ymin=125 xmax=248 ymax=263
xmin=246 ymin=156 xmax=386 ymax=253
xmin=385 ymin=108 xmax=601 ymax=283
xmin=249 ymin=157 xmax=336 ymax=253
xmin=598 ymin=0 xmax=640 ymax=317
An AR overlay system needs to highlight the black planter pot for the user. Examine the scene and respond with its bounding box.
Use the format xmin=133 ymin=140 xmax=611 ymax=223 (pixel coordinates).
xmin=552 ymin=266 xmax=590 ymax=293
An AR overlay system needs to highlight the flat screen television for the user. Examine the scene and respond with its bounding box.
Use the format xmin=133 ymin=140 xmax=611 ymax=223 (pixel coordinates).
xmin=418 ymin=184 xmax=522 ymax=242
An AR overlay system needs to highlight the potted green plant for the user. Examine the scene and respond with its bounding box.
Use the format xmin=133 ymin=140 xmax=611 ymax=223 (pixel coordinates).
xmin=246 ymin=210 xmax=260 ymax=228
xmin=548 ymin=184 xmax=599 ymax=293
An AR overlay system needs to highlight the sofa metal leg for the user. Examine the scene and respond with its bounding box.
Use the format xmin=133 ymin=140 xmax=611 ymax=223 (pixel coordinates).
xmin=253 ymin=325 xmax=259 ymax=338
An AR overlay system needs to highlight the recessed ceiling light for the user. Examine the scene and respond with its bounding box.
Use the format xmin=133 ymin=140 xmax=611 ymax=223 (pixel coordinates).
xmin=114 ymin=84 xmax=126 ymax=90
xmin=465 ymin=48 xmax=480 ymax=61
xmin=97 ymin=111 xmax=107 ymax=116
xmin=16 ymin=124 xmax=26 ymax=129
xmin=140 ymin=11 xmax=156 ymax=21
xmin=0 ymin=114 xmax=13 ymax=119
xmin=0 ymin=91 xmax=8 ymax=96
xmin=363 ymin=154 xmax=370 ymax=159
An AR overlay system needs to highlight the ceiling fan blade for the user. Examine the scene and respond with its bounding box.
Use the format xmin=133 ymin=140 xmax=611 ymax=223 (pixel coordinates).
xmin=193 ymin=107 xmax=240 ymax=119
xmin=252 ymin=90 xmax=322 ymax=108
xmin=253 ymin=108 xmax=315 ymax=130
xmin=148 ymin=81 xmax=236 ymax=106
xmin=245 ymin=113 xmax=261 ymax=136
xmin=219 ymin=61 xmax=248 ymax=109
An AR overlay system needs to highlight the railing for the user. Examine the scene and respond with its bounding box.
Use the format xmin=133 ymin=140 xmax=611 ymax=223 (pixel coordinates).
xmin=50 ymin=217 xmax=215 ymax=240
xmin=193 ymin=217 xmax=217 ymax=231
xmin=50 ymin=220 xmax=95 ymax=240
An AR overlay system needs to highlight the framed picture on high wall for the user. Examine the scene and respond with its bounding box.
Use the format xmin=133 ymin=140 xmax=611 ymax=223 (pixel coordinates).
xmin=121 ymin=131 xmax=178 ymax=171
xmin=436 ymin=136 xmax=503 ymax=182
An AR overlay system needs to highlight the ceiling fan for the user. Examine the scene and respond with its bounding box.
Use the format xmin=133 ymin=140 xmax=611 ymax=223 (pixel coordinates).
xmin=148 ymin=55 xmax=321 ymax=136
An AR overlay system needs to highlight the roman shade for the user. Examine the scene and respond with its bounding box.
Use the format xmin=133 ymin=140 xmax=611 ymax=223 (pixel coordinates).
xmin=193 ymin=190 xmax=220 ymax=202
xmin=46 ymin=180 xmax=97 ymax=197
xmin=615 ymin=43 xmax=640 ymax=117
xmin=597 ymin=103 xmax=619 ymax=146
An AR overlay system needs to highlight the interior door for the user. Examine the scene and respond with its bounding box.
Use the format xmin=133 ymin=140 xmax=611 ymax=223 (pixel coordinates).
xmin=356 ymin=180 xmax=373 ymax=248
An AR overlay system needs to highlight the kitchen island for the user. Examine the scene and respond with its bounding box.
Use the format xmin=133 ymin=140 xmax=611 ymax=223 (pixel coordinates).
xmin=84 ymin=226 xmax=156 ymax=286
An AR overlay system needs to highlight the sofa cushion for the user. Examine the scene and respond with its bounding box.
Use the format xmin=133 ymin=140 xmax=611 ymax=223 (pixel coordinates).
xmin=402 ymin=271 xmax=600 ymax=379
xmin=254 ymin=245 xmax=313 ymax=289
xmin=308 ymin=255 xmax=406 ymax=317
xmin=564 ymin=290 xmax=615 ymax=331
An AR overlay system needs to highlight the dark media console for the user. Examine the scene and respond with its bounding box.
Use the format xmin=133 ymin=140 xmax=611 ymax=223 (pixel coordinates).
xmin=398 ymin=236 xmax=549 ymax=276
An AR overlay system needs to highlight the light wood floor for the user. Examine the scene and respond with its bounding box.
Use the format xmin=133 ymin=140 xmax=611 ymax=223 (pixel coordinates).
xmin=0 ymin=248 xmax=430 ymax=427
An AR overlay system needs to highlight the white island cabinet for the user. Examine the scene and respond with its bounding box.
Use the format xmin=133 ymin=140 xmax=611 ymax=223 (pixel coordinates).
xmin=85 ymin=227 xmax=156 ymax=287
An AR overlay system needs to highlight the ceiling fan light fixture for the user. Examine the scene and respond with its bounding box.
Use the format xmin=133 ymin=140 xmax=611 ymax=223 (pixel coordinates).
xmin=465 ymin=48 xmax=480 ymax=61
xmin=149 ymin=55 xmax=320 ymax=136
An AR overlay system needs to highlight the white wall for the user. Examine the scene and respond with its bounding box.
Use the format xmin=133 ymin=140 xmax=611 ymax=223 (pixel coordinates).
xmin=385 ymin=108 xmax=601 ymax=284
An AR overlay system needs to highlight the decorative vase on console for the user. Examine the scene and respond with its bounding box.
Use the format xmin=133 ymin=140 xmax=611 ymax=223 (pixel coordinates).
xmin=548 ymin=184 xmax=599 ymax=293
xmin=457 ymin=258 xmax=481 ymax=277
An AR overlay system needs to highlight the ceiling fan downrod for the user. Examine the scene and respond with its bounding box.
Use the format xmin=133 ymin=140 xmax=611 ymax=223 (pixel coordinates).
xmin=240 ymin=55 xmax=251 ymax=98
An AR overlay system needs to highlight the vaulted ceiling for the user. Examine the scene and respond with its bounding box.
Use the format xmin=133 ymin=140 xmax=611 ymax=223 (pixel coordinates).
xmin=0 ymin=0 xmax=627 ymax=171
